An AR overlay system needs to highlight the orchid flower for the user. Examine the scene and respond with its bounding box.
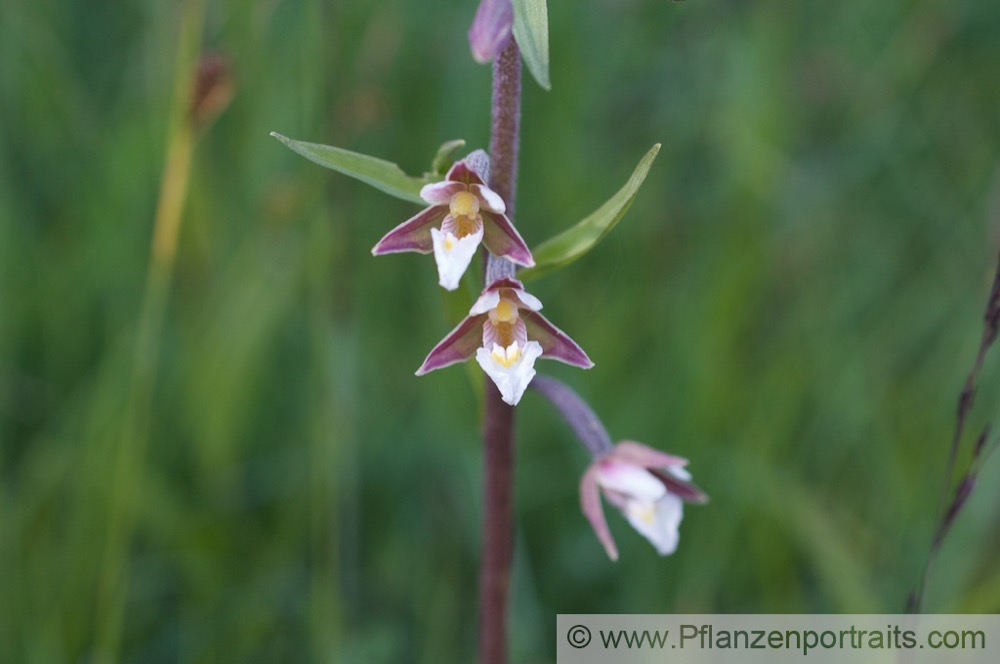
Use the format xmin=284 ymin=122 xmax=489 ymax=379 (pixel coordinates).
xmin=580 ymin=441 xmax=707 ymax=561
xmin=417 ymin=278 xmax=592 ymax=405
xmin=372 ymin=151 xmax=533 ymax=290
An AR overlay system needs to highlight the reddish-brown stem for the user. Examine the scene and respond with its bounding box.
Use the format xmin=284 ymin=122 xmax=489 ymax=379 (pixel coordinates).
xmin=479 ymin=37 xmax=521 ymax=664
xmin=488 ymin=40 xmax=521 ymax=222
xmin=479 ymin=383 xmax=516 ymax=664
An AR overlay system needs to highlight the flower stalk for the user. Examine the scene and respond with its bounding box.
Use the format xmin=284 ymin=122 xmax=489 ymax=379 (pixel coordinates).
xmin=479 ymin=36 xmax=521 ymax=664
xmin=485 ymin=39 xmax=521 ymax=286
xmin=530 ymin=375 xmax=613 ymax=457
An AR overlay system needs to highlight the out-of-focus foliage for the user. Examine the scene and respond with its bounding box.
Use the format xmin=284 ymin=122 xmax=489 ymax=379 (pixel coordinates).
xmin=2 ymin=0 xmax=1000 ymax=662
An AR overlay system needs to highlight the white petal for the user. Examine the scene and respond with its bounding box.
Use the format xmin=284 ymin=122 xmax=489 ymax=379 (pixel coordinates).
xmin=623 ymin=493 xmax=684 ymax=556
xmin=595 ymin=461 xmax=667 ymax=501
xmin=420 ymin=180 xmax=464 ymax=205
xmin=470 ymin=183 xmax=506 ymax=214
xmin=512 ymin=287 xmax=543 ymax=311
xmin=431 ymin=227 xmax=483 ymax=291
xmin=470 ymin=290 xmax=502 ymax=315
xmin=475 ymin=340 xmax=543 ymax=405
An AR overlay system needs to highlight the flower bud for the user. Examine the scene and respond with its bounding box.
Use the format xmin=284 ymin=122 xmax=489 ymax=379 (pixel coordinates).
xmin=468 ymin=0 xmax=514 ymax=64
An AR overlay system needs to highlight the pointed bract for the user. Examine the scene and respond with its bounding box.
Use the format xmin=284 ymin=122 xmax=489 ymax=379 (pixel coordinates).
xmin=446 ymin=156 xmax=488 ymax=185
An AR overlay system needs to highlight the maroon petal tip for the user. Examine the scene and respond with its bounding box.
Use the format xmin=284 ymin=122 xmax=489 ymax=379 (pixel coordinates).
xmin=417 ymin=313 xmax=487 ymax=375
xmin=481 ymin=212 xmax=533 ymax=267
xmin=373 ymin=206 xmax=446 ymax=255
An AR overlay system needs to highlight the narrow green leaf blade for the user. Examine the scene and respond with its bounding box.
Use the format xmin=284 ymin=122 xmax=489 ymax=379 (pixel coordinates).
xmin=270 ymin=132 xmax=432 ymax=205
xmin=519 ymin=144 xmax=661 ymax=281
xmin=430 ymin=139 xmax=466 ymax=176
xmin=512 ymin=0 xmax=551 ymax=90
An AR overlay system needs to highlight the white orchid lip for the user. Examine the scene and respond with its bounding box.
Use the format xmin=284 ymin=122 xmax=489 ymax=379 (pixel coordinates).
xmin=475 ymin=292 xmax=541 ymax=403
xmin=624 ymin=493 xmax=683 ymax=556
xmin=431 ymin=226 xmax=483 ymax=291
xmin=490 ymin=341 xmax=522 ymax=367
xmin=476 ymin=340 xmax=543 ymax=406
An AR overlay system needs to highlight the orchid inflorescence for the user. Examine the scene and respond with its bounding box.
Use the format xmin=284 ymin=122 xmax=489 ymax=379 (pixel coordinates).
xmin=274 ymin=0 xmax=706 ymax=564
xmin=367 ymin=145 xmax=707 ymax=557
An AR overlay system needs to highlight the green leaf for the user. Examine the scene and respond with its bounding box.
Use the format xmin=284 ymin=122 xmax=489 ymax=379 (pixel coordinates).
xmin=512 ymin=0 xmax=551 ymax=91
xmin=519 ymin=144 xmax=661 ymax=281
xmin=430 ymin=139 xmax=466 ymax=176
xmin=270 ymin=132 xmax=433 ymax=205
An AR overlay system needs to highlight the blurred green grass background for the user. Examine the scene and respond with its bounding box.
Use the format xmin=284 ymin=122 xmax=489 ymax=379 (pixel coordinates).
xmin=2 ymin=0 xmax=1000 ymax=661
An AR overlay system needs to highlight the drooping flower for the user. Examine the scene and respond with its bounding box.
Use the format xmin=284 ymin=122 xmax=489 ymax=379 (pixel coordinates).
xmin=580 ymin=441 xmax=707 ymax=561
xmin=417 ymin=278 xmax=592 ymax=405
xmin=468 ymin=0 xmax=514 ymax=64
xmin=372 ymin=151 xmax=533 ymax=290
